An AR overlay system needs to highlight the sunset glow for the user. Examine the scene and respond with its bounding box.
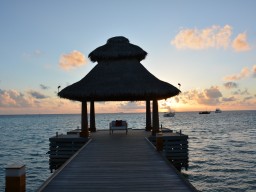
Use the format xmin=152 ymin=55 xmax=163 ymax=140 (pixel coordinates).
xmin=0 ymin=1 xmax=255 ymax=115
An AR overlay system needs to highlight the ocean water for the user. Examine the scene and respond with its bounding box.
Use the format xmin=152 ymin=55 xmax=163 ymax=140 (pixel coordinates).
xmin=0 ymin=111 xmax=255 ymax=192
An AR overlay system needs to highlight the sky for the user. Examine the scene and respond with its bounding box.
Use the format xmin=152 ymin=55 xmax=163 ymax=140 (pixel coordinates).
xmin=0 ymin=0 xmax=256 ymax=114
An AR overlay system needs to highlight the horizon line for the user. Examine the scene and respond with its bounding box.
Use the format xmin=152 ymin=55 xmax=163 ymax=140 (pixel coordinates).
xmin=0 ymin=109 xmax=255 ymax=116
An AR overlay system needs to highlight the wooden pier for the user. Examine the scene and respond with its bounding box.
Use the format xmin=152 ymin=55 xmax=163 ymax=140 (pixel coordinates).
xmin=38 ymin=130 xmax=196 ymax=192
xmin=48 ymin=134 xmax=88 ymax=172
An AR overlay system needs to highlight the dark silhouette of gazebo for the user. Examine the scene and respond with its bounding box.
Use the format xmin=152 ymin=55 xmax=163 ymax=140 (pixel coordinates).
xmin=58 ymin=36 xmax=180 ymax=137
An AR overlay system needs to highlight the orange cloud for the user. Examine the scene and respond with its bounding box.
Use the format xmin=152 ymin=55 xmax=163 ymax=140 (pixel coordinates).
xmin=224 ymin=67 xmax=250 ymax=81
xmin=59 ymin=50 xmax=86 ymax=70
xmin=232 ymin=33 xmax=251 ymax=52
xmin=0 ymin=88 xmax=81 ymax=114
xmin=171 ymin=25 xmax=232 ymax=49
xmin=159 ymin=98 xmax=175 ymax=111
xmin=177 ymin=86 xmax=223 ymax=106
xmin=0 ymin=89 xmax=34 ymax=107
xmin=252 ymin=65 xmax=256 ymax=78
xmin=116 ymin=101 xmax=145 ymax=113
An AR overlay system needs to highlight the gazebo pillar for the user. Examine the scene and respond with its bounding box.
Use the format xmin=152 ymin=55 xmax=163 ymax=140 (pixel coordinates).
xmin=145 ymin=100 xmax=151 ymax=131
xmin=90 ymin=101 xmax=96 ymax=132
xmin=152 ymin=99 xmax=159 ymax=136
xmin=80 ymin=101 xmax=89 ymax=137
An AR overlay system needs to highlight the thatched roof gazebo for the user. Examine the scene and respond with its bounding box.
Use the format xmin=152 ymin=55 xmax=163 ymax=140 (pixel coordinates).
xmin=58 ymin=36 xmax=180 ymax=137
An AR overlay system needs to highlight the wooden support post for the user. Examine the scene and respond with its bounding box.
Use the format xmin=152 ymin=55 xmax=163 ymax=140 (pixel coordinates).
xmin=152 ymin=99 xmax=159 ymax=136
xmin=156 ymin=132 xmax=163 ymax=151
xmin=90 ymin=101 xmax=96 ymax=132
xmin=145 ymin=100 xmax=152 ymax=131
xmin=5 ymin=164 xmax=26 ymax=192
xmin=80 ymin=101 xmax=89 ymax=137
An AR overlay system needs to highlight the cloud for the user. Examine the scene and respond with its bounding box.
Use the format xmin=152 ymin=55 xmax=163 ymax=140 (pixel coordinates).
xmin=243 ymin=96 xmax=253 ymax=101
xmin=224 ymin=67 xmax=250 ymax=81
xmin=159 ymin=98 xmax=177 ymax=111
xmin=0 ymin=89 xmax=50 ymax=109
xmin=0 ymin=88 xmax=82 ymax=114
xmin=178 ymin=86 xmax=222 ymax=106
xmin=0 ymin=89 xmax=33 ymax=107
xmin=232 ymin=33 xmax=251 ymax=52
xmin=223 ymin=82 xmax=238 ymax=89
xmin=199 ymin=87 xmax=222 ymax=105
xmin=59 ymin=50 xmax=86 ymax=70
xmin=205 ymin=86 xmax=222 ymax=98
xmin=222 ymin=96 xmax=236 ymax=102
xmin=232 ymin=88 xmax=250 ymax=96
xmin=175 ymin=84 xmax=256 ymax=110
xmin=253 ymin=65 xmax=256 ymax=78
xmin=40 ymin=84 xmax=49 ymax=90
xmin=23 ymin=49 xmax=43 ymax=59
xmin=171 ymin=25 xmax=232 ymax=50
xmin=28 ymin=91 xmax=48 ymax=99
xmin=118 ymin=101 xmax=145 ymax=111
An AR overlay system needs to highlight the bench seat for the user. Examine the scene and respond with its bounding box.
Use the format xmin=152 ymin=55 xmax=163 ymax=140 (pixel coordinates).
xmin=109 ymin=120 xmax=128 ymax=134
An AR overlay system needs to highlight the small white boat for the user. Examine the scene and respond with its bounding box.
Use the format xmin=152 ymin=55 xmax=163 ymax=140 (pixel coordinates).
xmin=163 ymin=111 xmax=175 ymax=117
xmin=215 ymin=108 xmax=222 ymax=113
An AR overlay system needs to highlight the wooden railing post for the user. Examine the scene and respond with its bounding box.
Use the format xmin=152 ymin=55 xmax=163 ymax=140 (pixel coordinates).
xmin=5 ymin=164 xmax=26 ymax=192
xmin=156 ymin=132 xmax=163 ymax=151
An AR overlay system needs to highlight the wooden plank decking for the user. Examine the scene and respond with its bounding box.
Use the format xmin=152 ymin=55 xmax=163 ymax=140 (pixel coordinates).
xmin=38 ymin=130 xmax=196 ymax=192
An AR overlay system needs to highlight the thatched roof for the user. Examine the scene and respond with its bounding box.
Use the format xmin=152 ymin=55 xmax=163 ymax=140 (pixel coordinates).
xmin=58 ymin=36 xmax=180 ymax=101
xmin=89 ymin=36 xmax=147 ymax=62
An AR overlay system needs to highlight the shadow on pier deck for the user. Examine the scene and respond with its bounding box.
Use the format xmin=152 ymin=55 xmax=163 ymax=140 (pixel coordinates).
xmin=38 ymin=130 xmax=196 ymax=192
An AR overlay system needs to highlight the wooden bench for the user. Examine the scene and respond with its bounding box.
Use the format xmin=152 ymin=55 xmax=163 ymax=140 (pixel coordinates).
xmin=109 ymin=120 xmax=128 ymax=134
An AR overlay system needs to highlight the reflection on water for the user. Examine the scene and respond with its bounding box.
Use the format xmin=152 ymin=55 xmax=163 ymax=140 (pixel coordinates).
xmin=172 ymin=111 xmax=256 ymax=192
xmin=0 ymin=111 xmax=255 ymax=191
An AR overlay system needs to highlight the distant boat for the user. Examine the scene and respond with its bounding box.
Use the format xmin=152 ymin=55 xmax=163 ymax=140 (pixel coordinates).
xmin=215 ymin=108 xmax=222 ymax=113
xmin=199 ymin=111 xmax=211 ymax=114
xmin=163 ymin=111 xmax=175 ymax=117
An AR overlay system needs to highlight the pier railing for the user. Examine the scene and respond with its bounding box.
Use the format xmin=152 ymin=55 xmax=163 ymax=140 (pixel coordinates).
xmin=148 ymin=131 xmax=189 ymax=171
xmin=47 ymin=129 xmax=189 ymax=172
xmin=47 ymin=134 xmax=88 ymax=172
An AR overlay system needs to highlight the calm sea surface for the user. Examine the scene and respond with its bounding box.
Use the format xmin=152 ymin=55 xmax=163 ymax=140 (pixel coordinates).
xmin=0 ymin=111 xmax=255 ymax=192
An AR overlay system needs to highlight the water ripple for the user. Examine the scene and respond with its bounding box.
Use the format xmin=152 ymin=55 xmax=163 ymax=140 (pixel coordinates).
xmin=0 ymin=111 xmax=255 ymax=191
